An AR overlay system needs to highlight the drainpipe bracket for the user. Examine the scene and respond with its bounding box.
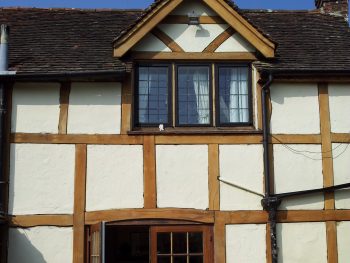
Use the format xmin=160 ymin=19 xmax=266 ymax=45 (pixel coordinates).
xmin=261 ymin=196 xmax=281 ymax=211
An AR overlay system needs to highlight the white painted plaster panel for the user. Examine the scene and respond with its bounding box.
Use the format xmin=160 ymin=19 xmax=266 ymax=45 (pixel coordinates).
xmin=277 ymin=222 xmax=327 ymax=263
xmin=156 ymin=145 xmax=208 ymax=209
xmin=333 ymin=143 xmax=350 ymax=209
xmin=9 ymin=144 xmax=75 ymax=215
xmin=226 ymin=224 xmax=266 ymax=263
xmin=8 ymin=227 xmax=73 ymax=263
xmin=133 ymin=33 xmax=171 ymax=52
xmin=68 ymin=82 xmax=121 ymax=134
xmin=158 ymin=24 xmax=229 ymax=52
xmin=170 ymin=0 xmax=216 ymax=16
xmin=274 ymin=144 xmax=324 ymax=210
xmin=12 ymin=82 xmax=60 ymax=133
xmin=216 ymin=33 xmax=255 ymax=52
xmin=270 ymin=83 xmax=320 ymax=134
xmin=219 ymin=145 xmax=264 ymax=210
xmin=337 ymin=221 xmax=350 ymax=263
xmin=86 ymin=145 xmax=144 ymax=211
xmin=329 ymin=84 xmax=350 ymax=133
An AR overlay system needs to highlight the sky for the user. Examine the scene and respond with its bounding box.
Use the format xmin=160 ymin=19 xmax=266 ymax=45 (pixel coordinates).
xmin=0 ymin=0 xmax=316 ymax=10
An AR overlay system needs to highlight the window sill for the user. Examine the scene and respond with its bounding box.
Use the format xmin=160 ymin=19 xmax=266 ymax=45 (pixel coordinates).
xmin=128 ymin=127 xmax=262 ymax=135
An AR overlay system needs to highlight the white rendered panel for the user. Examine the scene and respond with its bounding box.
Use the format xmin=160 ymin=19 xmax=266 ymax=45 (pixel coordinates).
xmin=337 ymin=221 xmax=350 ymax=263
xmin=274 ymin=144 xmax=324 ymax=210
xmin=270 ymin=83 xmax=320 ymax=134
xmin=157 ymin=24 xmax=229 ymax=52
xmin=277 ymin=223 xmax=327 ymax=263
xmin=329 ymin=84 xmax=350 ymax=133
xmin=170 ymin=0 xmax=216 ymax=16
xmin=333 ymin=143 xmax=350 ymax=209
xmin=86 ymin=145 xmax=144 ymax=211
xmin=226 ymin=224 xmax=266 ymax=263
xmin=68 ymin=82 xmax=121 ymax=134
xmin=156 ymin=145 xmax=208 ymax=209
xmin=8 ymin=227 xmax=73 ymax=263
xmin=12 ymin=82 xmax=60 ymax=133
xmin=220 ymin=145 xmax=264 ymax=210
xmin=9 ymin=144 xmax=75 ymax=215
xmin=216 ymin=33 xmax=255 ymax=52
xmin=133 ymin=33 xmax=171 ymax=52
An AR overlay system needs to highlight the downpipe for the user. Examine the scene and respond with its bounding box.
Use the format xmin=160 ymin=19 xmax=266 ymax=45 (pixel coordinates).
xmin=260 ymin=74 xmax=281 ymax=263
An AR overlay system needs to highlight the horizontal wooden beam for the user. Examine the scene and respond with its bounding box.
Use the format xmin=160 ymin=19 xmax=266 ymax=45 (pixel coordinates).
xmin=155 ymin=134 xmax=263 ymax=144
xmin=162 ymin=15 xmax=225 ymax=24
xmin=271 ymin=134 xmax=322 ymax=144
xmin=331 ymin=133 xmax=350 ymax=143
xmin=85 ymin=209 xmax=215 ymax=225
xmin=9 ymin=215 xmax=73 ymax=227
xmin=131 ymin=52 xmax=257 ymax=60
xmin=11 ymin=133 xmax=144 ymax=145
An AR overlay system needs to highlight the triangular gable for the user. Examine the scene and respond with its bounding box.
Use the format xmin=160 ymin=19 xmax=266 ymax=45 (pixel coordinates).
xmin=113 ymin=0 xmax=275 ymax=58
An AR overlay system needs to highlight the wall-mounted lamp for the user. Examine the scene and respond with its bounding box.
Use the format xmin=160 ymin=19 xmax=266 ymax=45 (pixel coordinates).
xmin=187 ymin=11 xmax=200 ymax=25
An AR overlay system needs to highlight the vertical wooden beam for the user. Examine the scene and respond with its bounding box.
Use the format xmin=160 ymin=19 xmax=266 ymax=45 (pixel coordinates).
xmin=121 ymin=73 xmax=133 ymax=134
xmin=266 ymin=223 xmax=272 ymax=263
xmin=143 ymin=136 xmax=157 ymax=209
xmin=58 ymin=82 xmax=71 ymax=134
xmin=212 ymin=63 xmax=216 ymax=126
xmin=318 ymin=83 xmax=335 ymax=210
xmin=209 ymin=144 xmax=220 ymax=210
xmin=214 ymin=212 xmax=226 ymax=263
xmin=73 ymin=144 xmax=87 ymax=263
xmin=326 ymin=221 xmax=338 ymax=263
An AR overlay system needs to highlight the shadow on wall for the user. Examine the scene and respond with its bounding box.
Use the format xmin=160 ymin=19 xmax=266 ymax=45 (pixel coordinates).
xmin=8 ymin=229 xmax=46 ymax=263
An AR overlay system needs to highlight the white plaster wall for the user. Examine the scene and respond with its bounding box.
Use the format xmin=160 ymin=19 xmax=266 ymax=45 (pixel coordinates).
xmin=8 ymin=227 xmax=73 ymax=263
xmin=277 ymin=222 xmax=327 ymax=263
xmin=158 ymin=24 xmax=229 ymax=52
xmin=170 ymin=0 xmax=216 ymax=16
xmin=226 ymin=224 xmax=266 ymax=263
xmin=133 ymin=33 xmax=171 ymax=52
xmin=337 ymin=221 xmax=350 ymax=263
xmin=216 ymin=33 xmax=255 ymax=52
xmin=9 ymin=144 xmax=75 ymax=215
xmin=68 ymin=82 xmax=121 ymax=134
xmin=86 ymin=145 xmax=144 ymax=211
xmin=270 ymin=83 xmax=320 ymax=134
xmin=156 ymin=145 xmax=208 ymax=209
xmin=274 ymin=144 xmax=324 ymax=210
xmin=333 ymin=143 xmax=350 ymax=209
xmin=329 ymin=84 xmax=350 ymax=133
xmin=220 ymin=145 xmax=264 ymax=211
xmin=12 ymin=82 xmax=60 ymax=133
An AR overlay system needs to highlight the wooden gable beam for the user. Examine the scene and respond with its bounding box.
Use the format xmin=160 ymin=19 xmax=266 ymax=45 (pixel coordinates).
xmin=202 ymin=0 xmax=275 ymax=58
xmin=151 ymin=27 xmax=184 ymax=52
xmin=203 ymin=27 xmax=236 ymax=53
xmin=114 ymin=0 xmax=183 ymax=57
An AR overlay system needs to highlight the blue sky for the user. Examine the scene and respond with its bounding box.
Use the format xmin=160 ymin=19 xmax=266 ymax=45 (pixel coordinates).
xmin=0 ymin=0 xmax=315 ymax=10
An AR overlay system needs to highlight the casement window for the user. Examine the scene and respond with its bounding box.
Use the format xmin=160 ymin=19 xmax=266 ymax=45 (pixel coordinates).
xmin=89 ymin=222 xmax=213 ymax=263
xmin=135 ymin=63 xmax=252 ymax=128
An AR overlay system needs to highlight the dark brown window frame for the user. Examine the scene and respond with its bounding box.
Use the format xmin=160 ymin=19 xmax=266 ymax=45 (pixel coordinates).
xmin=133 ymin=62 xmax=253 ymax=129
xmin=215 ymin=63 xmax=253 ymax=127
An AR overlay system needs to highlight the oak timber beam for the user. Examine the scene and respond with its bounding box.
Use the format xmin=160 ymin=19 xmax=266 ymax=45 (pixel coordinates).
xmin=203 ymin=27 xmax=235 ymax=53
xmin=162 ymin=15 xmax=225 ymax=24
xmin=130 ymin=51 xmax=257 ymax=60
xmin=114 ymin=0 xmax=183 ymax=57
xmin=151 ymin=27 xmax=184 ymax=52
xmin=11 ymin=133 xmax=144 ymax=145
xmin=202 ymin=0 xmax=275 ymax=58
xmin=58 ymin=82 xmax=71 ymax=134
xmin=85 ymin=209 xmax=215 ymax=225
xmin=9 ymin=215 xmax=73 ymax=227
xmin=143 ymin=136 xmax=157 ymax=209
